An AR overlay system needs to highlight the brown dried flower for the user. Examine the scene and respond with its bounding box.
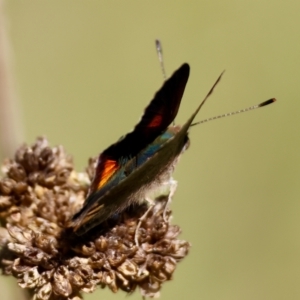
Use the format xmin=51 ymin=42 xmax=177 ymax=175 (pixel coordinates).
xmin=0 ymin=137 xmax=190 ymax=299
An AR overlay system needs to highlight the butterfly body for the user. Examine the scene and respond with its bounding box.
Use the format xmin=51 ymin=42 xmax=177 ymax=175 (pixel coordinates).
xmin=71 ymin=124 xmax=188 ymax=235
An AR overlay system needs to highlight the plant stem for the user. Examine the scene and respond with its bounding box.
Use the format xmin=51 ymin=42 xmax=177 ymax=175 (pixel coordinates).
xmin=0 ymin=0 xmax=23 ymax=160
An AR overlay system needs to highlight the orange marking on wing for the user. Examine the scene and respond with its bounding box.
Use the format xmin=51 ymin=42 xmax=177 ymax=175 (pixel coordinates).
xmin=148 ymin=114 xmax=163 ymax=128
xmin=97 ymin=159 xmax=118 ymax=189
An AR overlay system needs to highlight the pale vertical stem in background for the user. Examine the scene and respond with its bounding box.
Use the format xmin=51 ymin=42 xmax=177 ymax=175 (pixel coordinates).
xmin=0 ymin=0 xmax=23 ymax=160
xmin=0 ymin=2 xmax=27 ymax=299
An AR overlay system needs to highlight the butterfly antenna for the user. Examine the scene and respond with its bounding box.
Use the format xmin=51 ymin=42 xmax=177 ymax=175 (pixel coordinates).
xmin=191 ymin=98 xmax=276 ymax=126
xmin=155 ymin=39 xmax=167 ymax=80
xmin=156 ymin=39 xmax=177 ymax=125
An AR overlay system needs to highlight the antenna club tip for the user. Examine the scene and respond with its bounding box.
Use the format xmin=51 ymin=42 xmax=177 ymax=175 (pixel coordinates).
xmin=259 ymin=98 xmax=276 ymax=107
xmin=155 ymin=39 xmax=161 ymax=47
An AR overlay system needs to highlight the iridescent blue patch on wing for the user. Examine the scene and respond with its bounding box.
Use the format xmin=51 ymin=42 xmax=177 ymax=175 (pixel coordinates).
xmin=136 ymin=130 xmax=175 ymax=166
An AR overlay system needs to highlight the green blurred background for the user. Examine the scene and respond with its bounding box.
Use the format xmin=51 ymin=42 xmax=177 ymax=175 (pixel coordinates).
xmin=1 ymin=1 xmax=300 ymax=299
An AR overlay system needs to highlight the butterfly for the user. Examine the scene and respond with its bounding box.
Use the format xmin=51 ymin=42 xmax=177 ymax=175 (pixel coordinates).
xmin=69 ymin=63 xmax=275 ymax=236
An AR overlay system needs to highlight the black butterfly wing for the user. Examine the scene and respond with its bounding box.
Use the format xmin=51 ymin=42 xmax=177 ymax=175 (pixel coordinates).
xmin=88 ymin=63 xmax=190 ymax=194
xmin=70 ymin=63 xmax=190 ymax=233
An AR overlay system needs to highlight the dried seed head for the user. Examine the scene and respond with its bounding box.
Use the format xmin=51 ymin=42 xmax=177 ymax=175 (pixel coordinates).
xmin=0 ymin=137 xmax=190 ymax=299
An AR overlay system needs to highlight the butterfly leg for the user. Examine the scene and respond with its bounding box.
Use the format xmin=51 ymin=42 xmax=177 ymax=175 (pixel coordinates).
xmin=163 ymin=178 xmax=177 ymax=222
xmin=135 ymin=199 xmax=154 ymax=246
